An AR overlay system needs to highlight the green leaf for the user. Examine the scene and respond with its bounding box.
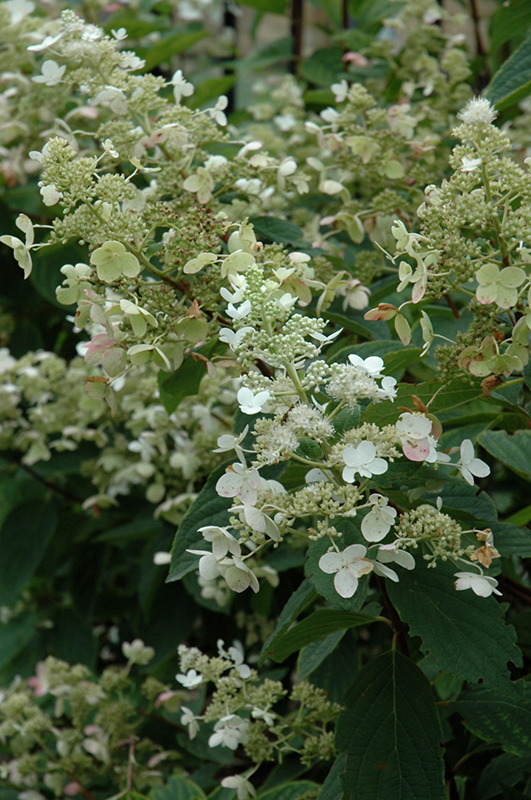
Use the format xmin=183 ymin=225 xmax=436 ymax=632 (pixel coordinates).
xmin=138 ymin=28 xmax=210 ymax=72
xmin=300 ymin=46 xmax=344 ymax=87
xmin=332 ymin=340 xmax=422 ymax=376
xmin=188 ymin=76 xmax=236 ymax=109
xmin=167 ymin=463 xmax=232 ymax=582
xmin=489 ymin=0 xmax=531 ymax=52
xmin=362 ymin=379 xmax=482 ymax=428
xmin=150 ymin=775 xmax=206 ymax=800
xmin=317 ymin=754 xmax=345 ymax=800
xmin=0 ymin=500 xmax=56 ymax=605
xmin=477 ymin=753 xmax=531 ymax=800
xmin=158 ymin=341 xmax=217 ymax=413
xmin=487 ymin=32 xmax=531 ymax=110
xmin=103 ymin=11 xmax=168 ymax=39
xmin=336 ymin=650 xmax=445 ymax=800
xmin=478 ymin=429 xmax=531 ymax=481
xmin=452 ymin=681 xmax=531 ymax=756
xmin=259 ymin=580 xmax=318 ymax=665
xmin=249 ymin=217 xmax=303 ymax=245
xmin=258 ymin=782 xmax=320 ymax=800
xmin=239 ymin=37 xmax=293 ymax=71
xmin=265 ymin=609 xmax=379 ymax=663
xmin=297 ymin=629 xmax=346 ymax=680
xmin=489 ymin=522 xmax=531 ymax=558
xmin=236 ymin=0 xmax=286 ymax=12
xmin=386 ymin=556 xmax=522 ymax=691
xmin=0 ymin=613 xmax=38 ymax=671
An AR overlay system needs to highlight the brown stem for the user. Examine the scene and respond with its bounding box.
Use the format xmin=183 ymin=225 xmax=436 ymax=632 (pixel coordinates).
xmin=17 ymin=461 xmax=82 ymax=504
xmin=376 ymin=575 xmax=409 ymax=657
xmin=444 ymin=294 xmax=460 ymax=320
xmin=342 ymin=0 xmax=348 ymax=30
xmin=498 ymin=573 xmax=531 ymax=604
xmin=290 ymin=0 xmax=303 ymax=75
xmin=469 ymin=0 xmax=490 ymax=88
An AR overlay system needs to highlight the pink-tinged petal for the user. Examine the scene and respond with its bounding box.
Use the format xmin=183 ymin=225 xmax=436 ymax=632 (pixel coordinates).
xmin=411 ymin=275 xmax=427 ymax=304
xmin=468 ymin=458 xmax=490 ymax=478
xmin=334 ymin=569 xmax=358 ymax=598
xmin=402 ymin=438 xmax=431 ymax=461
xmin=476 ymin=284 xmax=497 ymax=305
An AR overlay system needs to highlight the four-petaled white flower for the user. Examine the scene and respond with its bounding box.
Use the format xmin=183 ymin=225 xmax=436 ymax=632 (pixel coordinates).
xmin=220 ymin=556 xmax=260 ymax=593
xmin=183 ymin=168 xmax=215 ymax=204
xmin=213 ymin=426 xmax=250 ymax=462
xmin=176 ymin=668 xmax=203 ymax=688
xmin=217 ymin=639 xmax=252 ymax=678
xmin=32 ymin=59 xmax=66 ymax=87
xmin=361 ymin=494 xmax=397 ymax=542
xmin=216 ymin=462 xmax=261 ymax=506
xmin=456 ymin=439 xmax=490 ymax=485
xmin=208 ymin=715 xmax=249 ymax=749
xmin=0 ymin=213 xmax=34 ymax=278
xmin=180 ymin=706 xmax=200 ymax=739
xmin=373 ymin=544 xmax=416 ymax=581
xmin=221 ymin=774 xmax=256 ymax=800
xmin=198 ymin=525 xmax=241 ymax=558
xmin=342 ymin=441 xmax=388 ymax=482
xmin=209 ymin=96 xmax=228 ymax=126
xmin=319 ymin=544 xmax=373 ymax=598
xmin=227 ymin=300 xmax=252 ymax=320
xmin=454 ymin=571 xmax=501 ymax=597
xmin=348 ymin=354 xmax=384 ymax=377
xmin=331 ymin=79 xmax=349 ymax=102
xmin=237 ymin=387 xmax=270 ymax=415
xmin=219 ymin=326 xmax=253 ymax=349
xmin=171 ymin=69 xmax=194 ymax=103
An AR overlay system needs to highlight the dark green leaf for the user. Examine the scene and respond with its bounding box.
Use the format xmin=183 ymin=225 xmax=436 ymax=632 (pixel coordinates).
xmin=452 ymin=681 xmax=531 ymax=756
xmin=259 ymin=580 xmax=318 ymax=664
xmin=317 ymin=754 xmax=345 ymax=800
xmin=297 ymin=629 xmax=346 ymax=680
xmin=0 ymin=613 xmax=38 ymax=671
xmin=487 ymin=32 xmax=531 ymax=110
xmin=489 ymin=522 xmax=531 ymax=558
xmin=477 ymin=753 xmax=531 ymax=800
xmin=158 ymin=355 xmax=208 ymax=414
xmin=387 ymin=557 xmax=522 ymax=691
xmin=336 ymin=650 xmax=445 ymax=800
xmin=249 ymin=217 xmax=303 ymax=245
xmin=478 ymin=429 xmax=531 ymax=481
xmin=150 ymin=775 xmax=206 ymax=800
xmin=0 ymin=501 xmax=57 ymax=605
xmin=258 ymin=782 xmax=320 ymax=800
xmin=265 ymin=609 xmax=379 ymax=662
xmin=236 ymin=0 xmax=286 ymax=11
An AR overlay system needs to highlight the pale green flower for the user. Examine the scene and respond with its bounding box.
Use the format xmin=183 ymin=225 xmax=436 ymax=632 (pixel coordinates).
xmin=475 ymin=263 xmax=526 ymax=309
xmin=90 ymin=241 xmax=140 ymax=283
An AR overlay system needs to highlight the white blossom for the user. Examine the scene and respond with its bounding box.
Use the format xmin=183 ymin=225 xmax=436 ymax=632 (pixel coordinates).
xmin=32 ymin=60 xmax=66 ymax=87
xmin=220 ymin=556 xmax=260 ymax=593
xmin=319 ymin=544 xmax=373 ymax=598
xmin=348 ymin=354 xmax=384 ymax=377
xmin=209 ymin=715 xmax=249 ymax=749
xmin=216 ymin=463 xmax=261 ymax=506
xmin=198 ymin=525 xmax=241 ymax=558
xmin=361 ymin=494 xmax=397 ymax=542
xmin=454 ymin=571 xmax=501 ymax=597
xmin=208 ymin=96 xmax=228 ymax=126
xmin=237 ymin=387 xmax=270 ymax=415
xmin=342 ymin=441 xmax=388 ymax=482
xmin=171 ymin=69 xmax=194 ymax=103
xmin=461 ymin=156 xmax=482 ymax=172
xmin=221 ymin=774 xmax=256 ymax=800
xmin=176 ymin=669 xmax=203 ymax=688
xmin=457 ymin=97 xmax=497 ymax=126
xmin=456 ymin=440 xmax=490 ymax=485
